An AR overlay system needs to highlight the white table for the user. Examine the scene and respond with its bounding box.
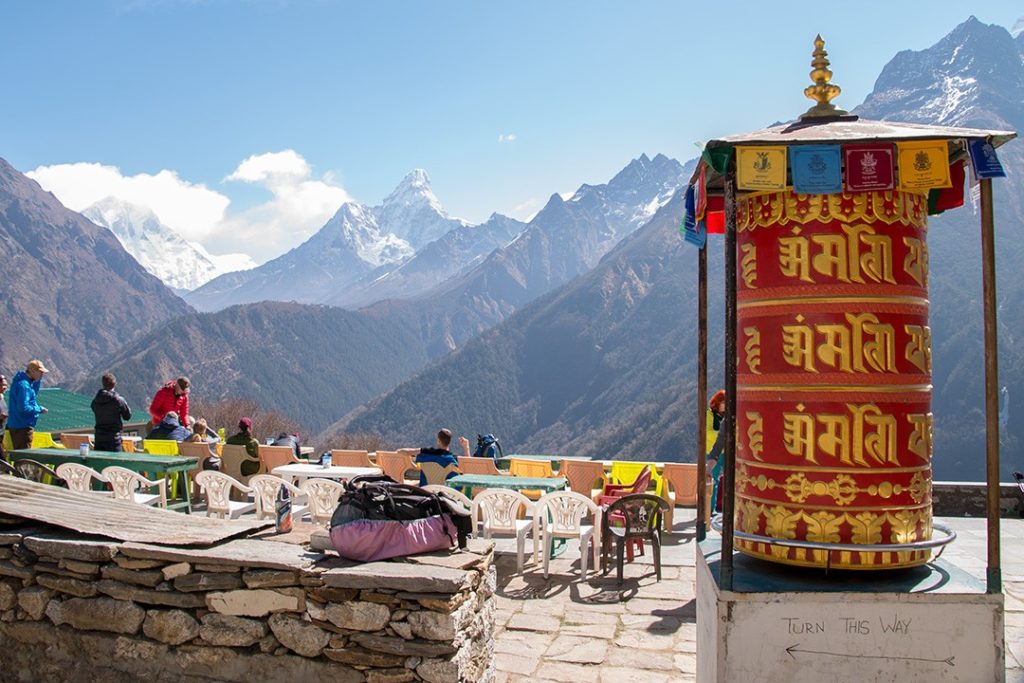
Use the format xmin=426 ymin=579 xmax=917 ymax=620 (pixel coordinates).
xmin=271 ymin=464 xmax=381 ymax=486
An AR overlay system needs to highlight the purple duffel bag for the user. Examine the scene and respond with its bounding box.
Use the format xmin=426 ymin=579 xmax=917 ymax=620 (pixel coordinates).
xmin=330 ymin=515 xmax=454 ymax=562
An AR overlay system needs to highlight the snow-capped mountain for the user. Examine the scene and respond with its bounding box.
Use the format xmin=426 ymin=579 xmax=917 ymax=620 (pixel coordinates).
xmin=855 ymin=16 xmax=1024 ymax=132
xmin=83 ymin=197 xmax=255 ymax=292
xmin=377 ymin=169 xmax=470 ymax=249
xmin=359 ymin=153 xmax=690 ymax=357
xmin=185 ymin=170 xmax=465 ymax=312
xmin=330 ymin=212 xmax=526 ymax=308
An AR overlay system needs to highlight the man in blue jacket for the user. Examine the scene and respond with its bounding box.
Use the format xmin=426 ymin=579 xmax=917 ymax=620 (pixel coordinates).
xmin=7 ymin=360 xmax=49 ymax=450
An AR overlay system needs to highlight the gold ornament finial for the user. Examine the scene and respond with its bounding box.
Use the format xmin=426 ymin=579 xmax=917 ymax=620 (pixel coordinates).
xmin=801 ymin=34 xmax=848 ymax=119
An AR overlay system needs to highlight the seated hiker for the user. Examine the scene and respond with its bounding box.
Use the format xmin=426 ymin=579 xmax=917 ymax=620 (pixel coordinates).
xmin=146 ymin=411 xmax=193 ymax=441
xmin=273 ymin=431 xmax=302 ymax=458
xmin=415 ymin=428 xmax=462 ymax=486
xmin=189 ymin=417 xmax=221 ymax=467
xmin=225 ymin=417 xmax=260 ymax=459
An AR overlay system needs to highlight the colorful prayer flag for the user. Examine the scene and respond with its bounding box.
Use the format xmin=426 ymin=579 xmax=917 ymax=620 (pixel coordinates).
xmin=790 ymin=145 xmax=842 ymax=194
xmin=844 ymin=143 xmax=895 ymax=192
xmin=968 ymin=138 xmax=1006 ymax=179
xmin=704 ymin=195 xmax=725 ymax=234
xmin=736 ymin=146 xmax=787 ymax=191
xmin=695 ymin=163 xmax=707 ymax=221
xmin=680 ymin=184 xmax=705 ymax=248
xmin=927 ymin=160 xmax=966 ymax=215
xmin=897 ymin=140 xmax=951 ymax=192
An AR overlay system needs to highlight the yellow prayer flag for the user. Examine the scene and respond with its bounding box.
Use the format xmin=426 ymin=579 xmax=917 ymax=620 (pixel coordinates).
xmin=897 ymin=140 xmax=951 ymax=192
xmin=736 ymin=146 xmax=787 ymax=191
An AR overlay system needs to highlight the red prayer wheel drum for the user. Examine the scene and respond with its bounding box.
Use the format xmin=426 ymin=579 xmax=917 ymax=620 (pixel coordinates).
xmin=734 ymin=189 xmax=933 ymax=569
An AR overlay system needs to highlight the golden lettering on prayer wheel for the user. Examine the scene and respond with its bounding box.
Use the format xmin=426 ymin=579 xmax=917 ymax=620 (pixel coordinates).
xmin=734 ymin=189 xmax=933 ymax=569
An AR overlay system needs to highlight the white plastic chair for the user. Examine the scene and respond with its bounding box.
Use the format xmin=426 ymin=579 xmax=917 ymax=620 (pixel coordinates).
xmin=534 ymin=490 xmax=602 ymax=579
xmin=194 ymin=470 xmax=256 ymax=519
xmin=300 ymin=478 xmax=345 ymax=526
xmin=102 ymin=466 xmax=168 ymax=509
xmin=471 ymin=488 xmax=536 ymax=572
xmin=55 ymin=463 xmax=111 ymax=496
xmin=249 ymin=475 xmax=309 ymax=521
xmin=422 ymin=484 xmax=473 ymax=509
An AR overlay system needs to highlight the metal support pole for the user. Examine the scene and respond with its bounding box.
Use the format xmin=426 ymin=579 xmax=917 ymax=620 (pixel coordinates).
xmin=980 ymin=177 xmax=1002 ymax=594
xmin=721 ymin=168 xmax=738 ymax=591
xmin=697 ymin=244 xmax=708 ymax=542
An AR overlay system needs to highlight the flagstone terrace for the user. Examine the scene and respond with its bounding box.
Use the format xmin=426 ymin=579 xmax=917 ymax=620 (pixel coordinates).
xmin=489 ymin=511 xmax=1024 ymax=683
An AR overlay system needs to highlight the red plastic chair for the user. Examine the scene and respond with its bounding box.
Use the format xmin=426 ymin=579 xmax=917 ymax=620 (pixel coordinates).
xmin=594 ymin=465 xmax=651 ymax=505
xmin=595 ymin=465 xmax=652 ymax=561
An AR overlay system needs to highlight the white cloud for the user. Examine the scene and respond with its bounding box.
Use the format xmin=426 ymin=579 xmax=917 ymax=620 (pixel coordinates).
xmin=509 ymin=197 xmax=541 ymax=222
xmin=217 ymin=151 xmax=352 ymax=261
xmin=497 ymin=133 xmax=518 ymax=143
xmin=225 ymin=150 xmax=310 ymax=183
xmin=28 ymin=150 xmax=353 ymax=264
xmin=27 ymin=162 xmax=229 ymax=243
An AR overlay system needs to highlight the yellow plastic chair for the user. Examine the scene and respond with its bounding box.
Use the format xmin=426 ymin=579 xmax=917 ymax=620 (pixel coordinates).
xmin=31 ymin=432 xmax=62 ymax=449
xmin=59 ymin=433 xmax=93 ymax=450
xmin=2 ymin=431 xmax=12 ymax=453
xmin=143 ymin=439 xmax=182 ymax=497
xmin=609 ymin=461 xmax=666 ymax=499
xmin=508 ymin=458 xmax=555 ymax=500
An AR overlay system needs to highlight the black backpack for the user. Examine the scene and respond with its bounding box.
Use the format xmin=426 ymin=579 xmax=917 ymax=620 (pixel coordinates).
xmin=473 ymin=433 xmax=503 ymax=460
xmin=330 ymin=474 xmax=473 ymax=548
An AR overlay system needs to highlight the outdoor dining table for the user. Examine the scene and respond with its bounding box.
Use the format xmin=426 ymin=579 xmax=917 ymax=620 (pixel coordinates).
xmin=271 ymin=463 xmax=381 ymax=486
xmin=496 ymin=454 xmax=594 ymax=472
xmin=12 ymin=447 xmax=200 ymax=513
xmin=446 ymin=473 xmax=567 ymax=496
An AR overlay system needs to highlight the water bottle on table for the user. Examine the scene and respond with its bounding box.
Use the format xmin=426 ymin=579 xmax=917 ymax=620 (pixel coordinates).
xmin=79 ymin=442 xmax=89 ymax=457
xmin=322 ymin=452 xmax=332 ymax=469
xmin=275 ymin=484 xmax=293 ymax=533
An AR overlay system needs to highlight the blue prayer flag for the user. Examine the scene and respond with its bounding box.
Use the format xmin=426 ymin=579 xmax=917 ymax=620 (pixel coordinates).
xmin=680 ymin=185 xmax=705 ymax=248
xmin=968 ymin=138 xmax=1006 ymax=179
xmin=791 ymin=144 xmax=842 ymax=194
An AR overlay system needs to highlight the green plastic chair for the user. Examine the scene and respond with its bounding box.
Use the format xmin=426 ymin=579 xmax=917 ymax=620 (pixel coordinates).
xmin=143 ymin=439 xmax=182 ymax=497
xmin=608 ymin=461 xmax=666 ymax=499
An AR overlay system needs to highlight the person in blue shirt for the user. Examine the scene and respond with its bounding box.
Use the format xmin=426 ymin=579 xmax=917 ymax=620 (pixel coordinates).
xmin=415 ymin=428 xmax=462 ymax=486
xmin=7 ymin=360 xmax=49 ymax=451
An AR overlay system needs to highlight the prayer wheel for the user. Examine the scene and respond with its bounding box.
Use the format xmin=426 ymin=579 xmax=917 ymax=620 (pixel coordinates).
xmin=733 ymin=189 xmax=933 ymax=569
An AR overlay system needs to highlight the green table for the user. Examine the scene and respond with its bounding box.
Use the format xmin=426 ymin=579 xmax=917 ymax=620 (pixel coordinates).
xmin=447 ymin=474 xmax=567 ymax=495
xmin=12 ymin=447 xmax=200 ymax=513
xmin=447 ymin=474 xmax=569 ymax=558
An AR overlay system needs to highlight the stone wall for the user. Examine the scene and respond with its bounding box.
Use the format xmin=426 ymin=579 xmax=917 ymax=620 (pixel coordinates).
xmin=0 ymin=527 xmax=495 ymax=683
xmin=931 ymin=481 xmax=1023 ymax=518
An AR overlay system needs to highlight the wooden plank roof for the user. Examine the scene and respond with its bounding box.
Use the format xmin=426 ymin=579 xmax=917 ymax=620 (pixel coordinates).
xmin=0 ymin=476 xmax=270 ymax=546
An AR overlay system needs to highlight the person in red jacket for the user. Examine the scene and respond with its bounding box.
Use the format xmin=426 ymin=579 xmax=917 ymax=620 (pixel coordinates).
xmin=149 ymin=377 xmax=190 ymax=427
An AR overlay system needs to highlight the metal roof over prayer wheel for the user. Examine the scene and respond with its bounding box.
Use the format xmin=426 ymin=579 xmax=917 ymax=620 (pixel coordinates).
xmin=689 ymin=36 xmax=1015 ymax=593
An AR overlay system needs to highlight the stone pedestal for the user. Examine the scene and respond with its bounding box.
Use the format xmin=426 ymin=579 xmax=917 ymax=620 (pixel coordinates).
xmin=697 ymin=539 xmax=1005 ymax=682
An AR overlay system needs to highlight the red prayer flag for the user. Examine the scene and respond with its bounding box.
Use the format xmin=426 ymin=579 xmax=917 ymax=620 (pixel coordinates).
xmin=930 ymin=160 xmax=966 ymax=213
xmin=844 ymin=143 xmax=895 ymax=192
xmin=705 ymin=196 xmax=724 ymax=234
xmin=695 ymin=163 xmax=708 ymax=221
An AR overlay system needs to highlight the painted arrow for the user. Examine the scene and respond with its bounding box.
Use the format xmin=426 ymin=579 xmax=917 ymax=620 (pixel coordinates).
xmin=786 ymin=644 xmax=955 ymax=667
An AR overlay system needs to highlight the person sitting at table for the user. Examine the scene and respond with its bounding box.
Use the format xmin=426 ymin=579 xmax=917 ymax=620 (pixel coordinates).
xmin=90 ymin=372 xmax=132 ymax=452
xmin=272 ymin=432 xmax=302 ymax=458
xmin=188 ymin=417 xmax=221 ymax=469
xmin=146 ymin=411 xmax=193 ymax=441
xmin=225 ymin=417 xmax=262 ymax=478
xmin=415 ymin=428 xmax=462 ymax=486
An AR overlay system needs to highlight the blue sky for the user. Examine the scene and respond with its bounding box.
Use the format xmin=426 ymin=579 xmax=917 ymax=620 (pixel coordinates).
xmin=2 ymin=1 xmax=1021 ymax=263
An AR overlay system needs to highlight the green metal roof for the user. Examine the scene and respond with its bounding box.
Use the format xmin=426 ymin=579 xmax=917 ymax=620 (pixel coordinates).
xmin=3 ymin=388 xmax=95 ymax=433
